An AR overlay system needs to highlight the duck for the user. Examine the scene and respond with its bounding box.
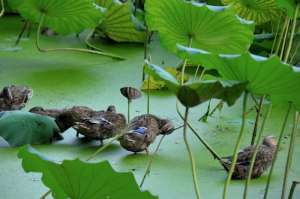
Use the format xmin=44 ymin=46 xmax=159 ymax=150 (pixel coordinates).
xmin=221 ymin=136 xmax=277 ymax=179
xmin=0 ymin=85 xmax=33 ymax=111
xmin=119 ymin=114 xmax=175 ymax=153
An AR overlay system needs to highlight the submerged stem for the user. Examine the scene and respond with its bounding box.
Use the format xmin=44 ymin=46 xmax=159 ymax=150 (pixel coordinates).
xmin=0 ymin=0 xmax=4 ymax=17
xmin=139 ymin=135 xmax=166 ymax=188
xmin=281 ymin=112 xmax=299 ymax=199
xmin=243 ymin=103 xmax=272 ymax=199
xmin=183 ymin=107 xmax=201 ymax=199
xmin=36 ymin=14 xmax=125 ymax=60
xmin=288 ymin=181 xmax=300 ymax=199
xmin=263 ymin=103 xmax=293 ymax=199
xmin=223 ymin=92 xmax=249 ymax=199
xmin=284 ymin=4 xmax=300 ymax=63
xmin=251 ymin=96 xmax=265 ymax=145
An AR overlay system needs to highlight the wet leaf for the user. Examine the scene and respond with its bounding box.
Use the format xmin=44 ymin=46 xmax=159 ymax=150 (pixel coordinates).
xmin=145 ymin=0 xmax=254 ymax=54
xmin=95 ymin=0 xmax=146 ymax=43
xmin=18 ymin=145 xmax=158 ymax=199
xmin=15 ymin=0 xmax=103 ymax=35
xmin=0 ymin=111 xmax=60 ymax=146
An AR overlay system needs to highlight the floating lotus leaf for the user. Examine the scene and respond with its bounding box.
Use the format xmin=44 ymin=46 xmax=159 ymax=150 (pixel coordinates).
xmin=15 ymin=0 xmax=103 ymax=35
xmin=222 ymin=0 xmax=282 ymax=24
xmin=145 ymin=0 xmax=254 ymax=54
xmin=18 ymin=145 xmax=158 ymax=199
xmin=0 ymin=111 xmax=60 ymax=146
xmin=178 ymin=45 xmax=300 ymax=109
xmin=95 ymin=0 xmax=146 ymax=43
xmin=144 ymin=62 xmax=247 ymax=107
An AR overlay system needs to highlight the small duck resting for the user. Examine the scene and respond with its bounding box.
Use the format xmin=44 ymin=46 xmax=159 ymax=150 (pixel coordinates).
xmin=221 ymin=136 xmax=277 ymax=179
xmin=119 ymin=114 xmax=175 ymax=154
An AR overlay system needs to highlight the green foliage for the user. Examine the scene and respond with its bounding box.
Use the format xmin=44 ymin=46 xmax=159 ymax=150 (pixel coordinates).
xmin=145 ymin=0 xmax=254 ymax=54
xmin=178 ymin=45 xmax=300 ymax=109
xmin=18 ymin=145 xmax=158 ymax=199
xmin=222 ymin=0 xmax=282 ymax=25
xmin=144 ymin=62 xmax=247 ymax=107
xmin=15 ymin=0 xmax=103 ymax=34
xmin=95 ymin=0 xmax=146 ymax=43
xmin=0 ymin=111 xmax=60 ymax=147
xmin=276 ymin=0 xmax=300 ymax=17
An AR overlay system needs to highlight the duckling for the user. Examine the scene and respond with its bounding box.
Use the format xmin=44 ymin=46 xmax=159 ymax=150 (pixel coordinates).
xmin=0 ymin=85 xmax=33 ymax=111
xmin=73 ymin=106 xmax=126 ymax=145
xmin=29 ymin=106 xmax=64 ymax=118
xmin=119 ymin=114 xmax=175 ymax=153
xmin=221 ymin=136 xmax=277 ymax=179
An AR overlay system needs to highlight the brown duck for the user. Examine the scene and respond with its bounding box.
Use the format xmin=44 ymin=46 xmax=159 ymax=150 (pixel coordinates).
xmin=221 ymin=136 xmax=277 ymax=179
xmin=119 ymin=114 xmax=175 ymax=153
xmin=73 ymin=106 xmax=126 ymax=145
xmin=0 ymin=85 xmax=33 ymax=111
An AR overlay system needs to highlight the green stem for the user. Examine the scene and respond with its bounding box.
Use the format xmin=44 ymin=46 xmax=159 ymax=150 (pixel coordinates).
xmin=15 ymin=20 xmax=30 ymax=46
xmin=263 ymin=103 xmax=293 ymax=199
xmin=193 ymin=65 xmax=201 ymax=81
xmin=208 ymin=101 xmax=224 ymax=117
xmin=284 ymin=4 xmax=300 ymax=63
xmin=86 ymin=130 xmax=127 ymax=161
xmin=176 ymin=102 xmax=223 ymax=163
xmin=183 ymin=107 xmax=201 ymax=199
xmin=139 ymin=135 xmax=166 ymax=188
xmin=289 ymin=41 xmax=300 ymax=64
xmin=223 ymin=92 xmax=249 ymax=199
xmin=243 ymin=102 xmax=272 ymax=199
xmin=271 ymin=15 xmax=283 ymax=54
xmin=0 ymin=0 xmax=4 ymax=17
xmin=36 ymin=14 xmax=125 ymax=60
xmin=147 ymin=75 xmax=150 ymax=114
xmin=288 ymin=181 xmax=300 ymax=199
xmin=251 ymin=96 xmax=265 ymax=145
xmin=281 ymin=111 xmax=299 ymax=199
xmin=40 ymin=190 xmax=51 ymax=199
xmin=275 ymin=17 xmax=289 ymax=56
xmin=181 ymin=37 xmax=193 ymax=85
xmin=84 ymin=29 xmax=104 ymax=52
xmin=142 ymin=28 xmax=150 ymax=81
xmin=279 ymin=19 xmax=291 ymax=60
xmin=127 ymin=100 xmax=130 ymax=123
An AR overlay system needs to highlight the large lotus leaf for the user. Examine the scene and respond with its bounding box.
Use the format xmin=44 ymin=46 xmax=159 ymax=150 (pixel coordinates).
xmin=222 ymin=0 xmax=282 ymax=24
xmin=18 ymin=145 xmax=158 ymax=199
xmin=177 ymin=45 xmax=300 ymax=109
xmin=95 ymin=0 xmax=146 ymax=43
xmin=144 ymin=61 xmax=180 ymax=93
xmin=145 ymin=0 xmax=254 ymax=54
xmin=0 ymin=111 xmax=60 ymax=147
xmin=276 ymin=0 xmax=300 ymax=18
xmin=15 ymin=0 xmax=103 ymax=35
xmin=177 ymin=80 xmax=247 ymax=107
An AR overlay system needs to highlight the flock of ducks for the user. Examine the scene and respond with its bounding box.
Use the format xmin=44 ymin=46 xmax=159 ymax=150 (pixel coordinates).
xmin=0 ymin=85 xmax=278 ymax=179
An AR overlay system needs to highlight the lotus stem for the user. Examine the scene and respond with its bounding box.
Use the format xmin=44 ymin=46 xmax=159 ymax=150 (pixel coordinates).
xmin=193 ymin=65 xmax=201 ymax=81
xmin=208 ymin=101 xmax=224 ymax=117
xmin=0 ymin=0 xmax=4 ymax=17
xmin=289 ymin=41 xmax=300 ymax=64
xmin=198 ymin=100 xmax=211 ymax=122
xmin=176 ymin=101 xmax=223 ymax=162
xmin=251 ymin=96 xmax=265 ymax=145
xmin=15 ymin=20 xmax=30 ymax=46
xmin=284 ymin=4 xmax=300 ymax=63
xmin=142 ymin=27 xmax=150 ymax=81
xmin=263 ymin=103 xmax=293 ymax=199
xmin=271 ymin=14 xmax=283 ymax=54
xmin=223 ymin=92 xmax=249 ymax=199
xmin=147 ymin=75 xmax=150 ymax=114
xmin=281 ymin=111 xmax=299 ymax=199
xmin=86 ymin=130 xmax=127 ymax=161
xmin=140 ymin=135 xmax=166 ymax=188
xmin=127 ymin=99 xmax=131 ymax=123
xmin=181 ymin=37 xmax=193 ymax=85
xmin=288 ymin=181 xmax=300 ymax=199
xmin=36 ymin=14 xmax=125 ymax=60
xmin=243 ymin=102 xmax=272 ymax=199
xmin=183 ymin=107 xmax=201 ymax=199
xmin=40 ymin=190 xmax=51 ymax=199
xmin=275 ymin=17 xmax=289 ymax=56
xmin=84 ymin=29 xmax=104 ymax=52
xmin=279 ymin=19 xmax=291 ymax=60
